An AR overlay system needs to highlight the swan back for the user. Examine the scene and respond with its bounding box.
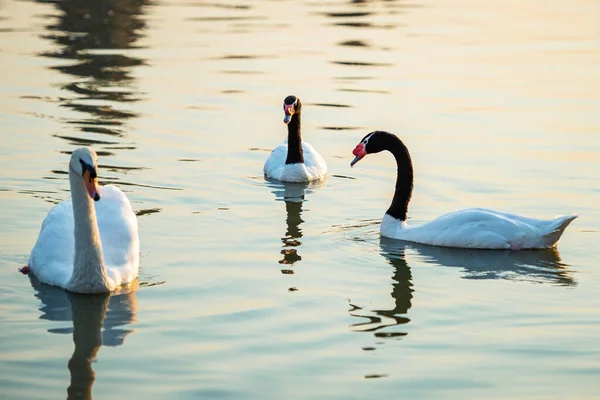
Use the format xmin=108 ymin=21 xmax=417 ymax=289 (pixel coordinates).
xmin=382 ymin=209 xmax=578 ymax=249
xmin=29 ymin=200 xmax=75 ymax=288
xmin=94 ymin=186 xmax=139 ymax=284
xmin=264 ymin=142 xmax=327 ymax=182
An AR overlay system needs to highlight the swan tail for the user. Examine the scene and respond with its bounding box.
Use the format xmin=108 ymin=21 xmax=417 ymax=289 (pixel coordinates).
xmin=541 ymin=214 xmax=578 ymax=248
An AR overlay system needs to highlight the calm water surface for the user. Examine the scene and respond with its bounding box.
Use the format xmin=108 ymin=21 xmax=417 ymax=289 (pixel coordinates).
xmin=1 ymin=0 xmax=599 ymax=398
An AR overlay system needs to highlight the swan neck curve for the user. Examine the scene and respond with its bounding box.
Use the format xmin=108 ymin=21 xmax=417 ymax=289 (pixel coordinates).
xmin=385 ymin=134 xmax=414 ymax=221
xmin=68 ymin=169 xmax=110 ymax=293
xmin=286 ymin=113 xmax=304 ymax=165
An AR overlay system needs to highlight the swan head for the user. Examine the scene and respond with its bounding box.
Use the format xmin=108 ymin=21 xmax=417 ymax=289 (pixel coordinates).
xmin=350 ymin=131 xmax=380 ymax=167
xmin=70 ymin=147 xmax=101 ymax=201
xmin=283 ymin=95 xmax=301 ymax=124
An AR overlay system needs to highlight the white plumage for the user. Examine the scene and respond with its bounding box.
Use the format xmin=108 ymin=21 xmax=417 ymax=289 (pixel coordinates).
xmin=264 ymin=95 xmax=327 ymax=183
xmin=351 ymin=130 xmax=577 ymax=250
xmin=264 ymin=141 xmax=327 ymax=183
xmin=380 ymin=208 xmax=578 ymax=250
xmin=29 ymin=148 xmax=139 ymax=293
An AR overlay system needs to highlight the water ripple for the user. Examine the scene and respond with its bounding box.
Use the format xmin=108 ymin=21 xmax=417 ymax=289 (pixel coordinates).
xmin=319 ymin=126 xmax=362 ymax=131
xmin=338 ymin=40 xmax=370 ymax=47
xmin=53 ymin=134 xmax=119 ymax=146
xmin=337 ymin=88 xmax=390 ymax=94
xmin=331 ymin=60 xmax=393 ymax=67
xmin=187 ymin=16 xmax=264 ymax=22
xmin=331 ymin=22 xmax=397 ymax=29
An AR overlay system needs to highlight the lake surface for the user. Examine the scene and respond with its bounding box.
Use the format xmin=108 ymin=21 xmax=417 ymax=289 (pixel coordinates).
xmin=1 ymin=0 xmax=599 ymax=398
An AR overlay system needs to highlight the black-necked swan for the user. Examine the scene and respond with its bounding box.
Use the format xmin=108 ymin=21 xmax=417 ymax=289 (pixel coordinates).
xmin=28 ymin=147 xmax=139 ymax=293
xmin=264 ymin=95 xmax=327 ymax=182
xmin=350 ymin=131 xmax=578 ymax=249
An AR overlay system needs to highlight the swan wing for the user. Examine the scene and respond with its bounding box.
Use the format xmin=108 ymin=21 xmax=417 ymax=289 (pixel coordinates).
xmin=264 ymin=143 xmax=288 ymax=181
xmin=383 ymin=208 xmax=577 ymax=249
xmin=301 ymin=142 xmax=327 ymax=180
xmin=454 ymin=208 xmax=578 ymax=247
xmin=263 ymin=142 xmax=327 ymax=182
xmin=29 ymin=199 xmax=75 ymax=288
xmin=95 ymin=185 xmax=139 ymax=286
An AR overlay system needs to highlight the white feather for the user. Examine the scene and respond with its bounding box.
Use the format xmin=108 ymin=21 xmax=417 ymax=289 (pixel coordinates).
xmin=29 ymin=184 xmax=139 ymax=291
xmin=264 ymin=141 xmax=327 ymax=183
xmin=381 ymin=208 xmax=578 ymax=250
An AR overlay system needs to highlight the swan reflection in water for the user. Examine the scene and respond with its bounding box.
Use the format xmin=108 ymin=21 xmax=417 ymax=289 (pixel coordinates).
xmin=29 ymin=276 xmax=139 ymax=400
xmin=269 ymin=181 xmax=313 ymax=274
xmin=350 ymin=238 xmax=575 ymax=339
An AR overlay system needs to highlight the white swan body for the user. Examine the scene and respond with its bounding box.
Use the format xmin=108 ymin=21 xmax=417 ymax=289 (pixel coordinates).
xmin=351 ymin=131 xmax=577 ymax=250
xmin=381 ymin=209 xmax=578 ymax=250
xmin=264 ymin=141 xmax=327 ymax=182
xmin=264 ymin=95 xmax=327 ymax=183
xmin=29 ymin=148 xmax=139 ymax=293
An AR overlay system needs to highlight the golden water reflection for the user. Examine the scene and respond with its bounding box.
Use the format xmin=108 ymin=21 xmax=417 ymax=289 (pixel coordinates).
xmin=30 ymin=277 xmax=139 ymax=400
xmin=35 ymin=0 xmax=148 ymax=147
xmin=351 ymin=238 xmax=575 ymax=339
xmin=270 ymin=182 xmax=309 ymax=274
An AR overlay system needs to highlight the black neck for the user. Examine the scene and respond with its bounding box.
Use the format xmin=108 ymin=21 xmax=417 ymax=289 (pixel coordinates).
xmin=285 ymin=114 xmax=304 ymax=164
xmin=383 ymin=133 xmax=414 ymax=221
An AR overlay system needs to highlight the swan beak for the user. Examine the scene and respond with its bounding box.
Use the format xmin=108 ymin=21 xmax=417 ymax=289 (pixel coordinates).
xmin=283 ymin=103 xmax=294 ymax=124
xmin=350 ymin=143 xmax=367 ymax=167
xmin=83 ymin=170 xmax=101 ymax=201
xmin=350 ymin=155 xmax=363 ymax=167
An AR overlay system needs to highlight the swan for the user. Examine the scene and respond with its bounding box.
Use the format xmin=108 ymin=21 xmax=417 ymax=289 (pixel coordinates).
xmin=264 ymin=95 xmax=327 ymax=182
xmin=350 ymin=131 xmax=578 ymax=249
xmin=28 ymin=147 xmax=139 ymax=293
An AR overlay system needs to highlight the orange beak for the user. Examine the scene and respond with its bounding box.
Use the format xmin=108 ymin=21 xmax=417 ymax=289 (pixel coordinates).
xmin=83 ymin=170 xmax=101 ymax=201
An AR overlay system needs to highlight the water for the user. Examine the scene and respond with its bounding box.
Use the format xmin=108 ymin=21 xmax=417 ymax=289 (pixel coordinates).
xmin=1 ymin=0 xmax=599 ymax=398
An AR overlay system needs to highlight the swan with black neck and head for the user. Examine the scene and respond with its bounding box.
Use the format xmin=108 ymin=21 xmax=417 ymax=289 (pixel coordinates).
xmin=350 ymin=131 xmax=577 ymax=250
xmin=264 ymin=95 xmax=327 ymax=183
xmin=28 ymin=147 xmax=139 ymax=293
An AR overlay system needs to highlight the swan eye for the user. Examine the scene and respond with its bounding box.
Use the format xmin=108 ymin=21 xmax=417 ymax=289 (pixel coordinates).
xmin=362 ymin=132 xmax=375 ymax=147
xmin=79 ymin=159 xmax=97 ymax=181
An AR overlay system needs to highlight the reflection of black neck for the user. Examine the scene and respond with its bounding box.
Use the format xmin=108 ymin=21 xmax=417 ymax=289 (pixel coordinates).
xmin=280 ymin=199 xmax=304 ymax=266
xmin=285 ymin=200 xmax=304 ymax=239
xmin=67 ymin=293 xmax=109 ymax=400
xmin=286 ymin=114 xmax=304 ymax=165
xmin=383 ymin=133 xmax=414 ymax=221
xmin=375 ymin=251 xmax=413 ymax=318
xmin=348 ymin=244 xmax=414 ymax=338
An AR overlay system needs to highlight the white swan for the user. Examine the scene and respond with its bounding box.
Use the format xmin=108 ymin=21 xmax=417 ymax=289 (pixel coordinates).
xmin=350 ymin=131 xmax=578 ymax=249
xmin=28 ymin=147 xmax=139 ymax=293
xmin=264 ymin=95 xmax=327 ymax=182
